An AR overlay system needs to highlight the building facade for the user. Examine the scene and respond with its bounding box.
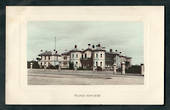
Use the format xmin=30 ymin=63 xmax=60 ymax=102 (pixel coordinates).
xmin=37 ymin=44 xmax=132 ymax=70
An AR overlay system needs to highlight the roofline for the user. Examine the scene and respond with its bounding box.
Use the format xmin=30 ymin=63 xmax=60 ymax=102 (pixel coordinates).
xmin=61 ymin=53 xmax=70 ymax=55
xmin=70 ymin=50 xmax=82 ymax=52
xmin=106 ymin=52 xmax=119 ymax=55
xmin=38 ymin=54 xmax=60 ymax=56
xmin=82 ymin=48 xmax=93 ymax=52
xmin=93 ymin=49 xmax=106 ymax=52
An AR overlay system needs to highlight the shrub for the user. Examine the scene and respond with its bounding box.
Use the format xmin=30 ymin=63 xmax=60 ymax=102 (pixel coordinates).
xmin=47 ymin=65 xmax=55 ymax=69
xmin=96 ymin=66 xmax=102 ymax=71
xmin=27 ymin=61 xmax=40 ymax=69
xmin=55 ymin=65 xmax=59 ymax=69
xmin=77 ymin=67 xmax=83 ymax=70
xmin=126 ymin=65 xmax=141 ymax=74
xmin=69 ymin=62 xmax=74 ymax=70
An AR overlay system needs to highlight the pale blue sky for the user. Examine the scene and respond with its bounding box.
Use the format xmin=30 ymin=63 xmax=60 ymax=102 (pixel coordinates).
xmin=27 ymin=21 xmax=144 ymax=65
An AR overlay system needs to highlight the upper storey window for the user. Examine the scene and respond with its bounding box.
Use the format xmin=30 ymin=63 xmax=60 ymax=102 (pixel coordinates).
xmin=76 ymin=54 xmax=78 ymax=58
xmin=100 ymin=54 xmax=102 ymax=58
xmin=96 ymin=53 xmax=98 ymax=58
xmin=72 ymin=54 xmax=74 ymax=58
xmin=85 ymin=53 xmax=87 ymax=58
xmin=64 ymin=56 xmax=67 ymax=60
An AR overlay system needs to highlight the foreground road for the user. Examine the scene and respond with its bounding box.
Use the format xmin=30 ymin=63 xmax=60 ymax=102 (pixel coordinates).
xmin=28 ymin=69 xmax=144 ymax=85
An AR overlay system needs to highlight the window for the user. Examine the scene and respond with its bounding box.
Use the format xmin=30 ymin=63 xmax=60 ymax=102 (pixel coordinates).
xmin=45 ymin=56 xmax=46 ymax=60
xmin=100 ymin=62 xmax=102 ymax=66
xmin=100 ymin=54 xmax=102 ymax=58
xmin=63 ymin=61 xmax=67 ymax=65
xmin=72 ymin=54 xmax=74 ymax=58
xmin=96 ymin=54 xmax=98 ymax=58
xmin=96 ymin=62 xmax=98 ymax=66
xmin=48 ymin=56 xmax=50 ymax=60
xmin=76 ymin=62 xmax=78 ymax=65
xmin=82 ymin=54 xmax=83 ymax=58
xmin=76 ymin=54 xmax=78 ymax=58
xmin=85 ymin=53 xmax=87 ymax=58
xmin=64 ymin=56 xmax=67 ymax=60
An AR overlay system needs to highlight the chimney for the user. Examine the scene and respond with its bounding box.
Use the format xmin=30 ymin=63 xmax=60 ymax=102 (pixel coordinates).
xmin=56 ymin=51 xmax=58 ymax=53
xmin=92 ymin=45 xmax=95 ymax=49
xmin=75 ymin=45 xmax=77 ymax=48
xmin=120 ymin=52 xmax=122 ymax=54
xmin=110 ymin=49 xmax=113 ymax=52
xmin=98 ymin=44 xmax=101 ymax=47
xmin=115 ymin=50 xmax=117 ymax=52
xmin=88 ymin=44 xmax=91 ymax=48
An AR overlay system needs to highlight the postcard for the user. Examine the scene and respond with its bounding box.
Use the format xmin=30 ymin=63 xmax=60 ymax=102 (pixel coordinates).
xmin=6 ymin=6 xmax=164 ymax=105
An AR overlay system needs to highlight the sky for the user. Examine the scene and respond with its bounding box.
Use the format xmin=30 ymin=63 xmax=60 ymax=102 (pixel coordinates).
xmin=27 ymin=21 xmax=144 ymax=65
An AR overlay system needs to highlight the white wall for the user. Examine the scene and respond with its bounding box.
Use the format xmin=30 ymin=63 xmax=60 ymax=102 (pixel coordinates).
xmin=93 ymin=51 xmax=105 ymax=69
xmin=70 ymin=52 xmax=82 ymax=67
xmin=38 ymin=55 xmax=60 ymax=67
xmin=83 ymin=50 xmax=92 ymax=58
xmin=60 ymin=55 xmax=70 ymax=68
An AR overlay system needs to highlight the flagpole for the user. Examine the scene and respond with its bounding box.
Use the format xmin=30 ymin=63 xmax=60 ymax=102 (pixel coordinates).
xmin=54 ymin=36 xmax=56 ymax=68
xmin=55 ymin=36 xmax=56 ymax=51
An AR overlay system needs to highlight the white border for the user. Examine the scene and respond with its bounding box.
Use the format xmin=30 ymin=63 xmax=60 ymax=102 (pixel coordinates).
xmin=6 ymin=6 xmax=164 ymax=105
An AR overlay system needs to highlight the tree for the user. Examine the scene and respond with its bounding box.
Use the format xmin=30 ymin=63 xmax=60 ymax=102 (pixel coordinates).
xmin=69 ymin=62 xmax=74 ymax=70
xmin=27 ymin=61 xmax=40 ymax=69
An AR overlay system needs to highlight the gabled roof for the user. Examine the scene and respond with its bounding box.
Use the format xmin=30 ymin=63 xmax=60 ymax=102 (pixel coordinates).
xmin=38 ymin=51 xmax=52 ymax=56
xmin=93 ymin=48 xmax=106 ymax=52
xmin=69 ymin=48 xmax=82 ymax=52
xmin=82 ymin=48 xmax=93 ymax=52
xmin=38 ymin=51 xmax=61 ymax=56
xmin=124 ymin=56 xmax=132 ymax=59
xmin=119 ymin=55 xmax=131 ymax=59
xmin=61 ymin=51 xmax=70 ymax=55
xmin=106 ymin=51 xmax=119 ymax=55
xmin=53 ymin=53 xmax=61 ymax=56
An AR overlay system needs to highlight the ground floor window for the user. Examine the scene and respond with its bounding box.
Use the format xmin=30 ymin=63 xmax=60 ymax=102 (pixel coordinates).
xmin=63 ymin=61 xmax=67 ymax=65
xmin=100 ymin=62 xmax=102 ymax=66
